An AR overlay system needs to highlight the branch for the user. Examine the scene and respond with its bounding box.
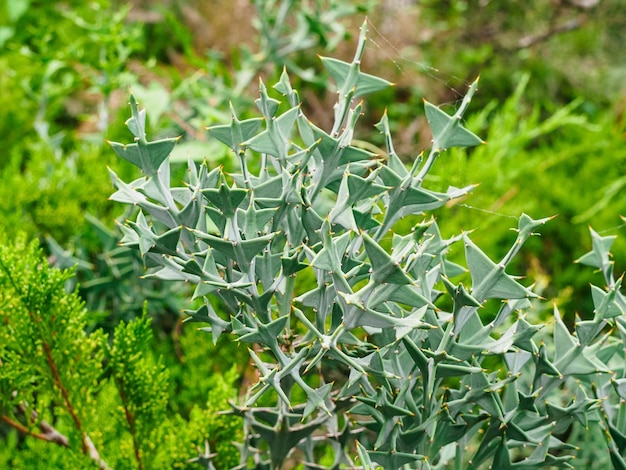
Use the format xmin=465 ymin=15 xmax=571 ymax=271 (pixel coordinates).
xmin=117 ymin=380 xmax=145 ymax=470
xmin=6 ymin=401 xmax=112 ymax=469
xmin=42 ymin=341 xmax=85 ymax=448
xmin=84 ymin=434 xmax=113 ymax=470
xmin=0 ymin=257 xmax=111 ymax=469
xmin=518 ymin=18 xmax=584 ymax=48
xmin=2 ymin=414 xmax=70 ymax=447
xmin=41 ymin=342 xmax=112 ymax=470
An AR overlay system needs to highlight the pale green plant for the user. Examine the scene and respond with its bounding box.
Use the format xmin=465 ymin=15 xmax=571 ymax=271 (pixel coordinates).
xmin=108 ymin=21 xmax=626 ymax=469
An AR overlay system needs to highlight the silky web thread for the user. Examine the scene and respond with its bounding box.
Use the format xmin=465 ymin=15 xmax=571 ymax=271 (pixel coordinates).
xmin=365 ymin=18 xmax=521 ymax=222
xmin=366 ymin=17 xmax=626 ymax=236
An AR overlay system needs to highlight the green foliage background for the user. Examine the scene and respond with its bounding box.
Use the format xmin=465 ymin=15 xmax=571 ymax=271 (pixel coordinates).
xmin=1 ymin=0 xmax=625 ymax=468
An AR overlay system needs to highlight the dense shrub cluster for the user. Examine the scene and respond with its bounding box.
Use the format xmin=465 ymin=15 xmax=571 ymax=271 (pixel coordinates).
xmin=1 ymin=0 xmax=625 ymax=468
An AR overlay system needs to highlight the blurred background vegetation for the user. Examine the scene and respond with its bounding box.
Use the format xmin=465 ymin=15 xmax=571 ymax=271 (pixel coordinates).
xmin=1 ymin=0 xmax=625 ymax=466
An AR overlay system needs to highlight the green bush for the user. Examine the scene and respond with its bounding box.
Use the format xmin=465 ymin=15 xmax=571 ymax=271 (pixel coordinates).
xmin=0 ymin=236 xmax=241 ymax=469
xmin=107 ymin=21 xmax=626 ymax=468
xmin=4 ymin=1 xmax=626 ymax=468
xmin=0 ymin=0 xmax=144 ymax=247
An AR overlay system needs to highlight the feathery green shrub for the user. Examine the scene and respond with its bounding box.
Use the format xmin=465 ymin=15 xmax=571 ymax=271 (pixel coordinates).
xmin=0 ymin=236 xmax=241 ymax=469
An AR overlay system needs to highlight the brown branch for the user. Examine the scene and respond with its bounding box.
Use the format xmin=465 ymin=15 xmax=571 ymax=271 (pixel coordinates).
xmin=2 ymin=414 xmax=70 ymax=447
xmin=518 ymin=18 xmax=584 ymax=48
xmin=0 ymin=260 xmax=110 ymax=468
xmin=17 ymin=398 xmax=72 ymax=448
xmin=117 ymin=381 xmax=144 ymax=470
xmin=173 ymin=316 xmax=185 ymax=361
xmin=41 ymin=341 xmax=112 ymax=470
xmin=41 ymin=340 xmax=86 ymax=451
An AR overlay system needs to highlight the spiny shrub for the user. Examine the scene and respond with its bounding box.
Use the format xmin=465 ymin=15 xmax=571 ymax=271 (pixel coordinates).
xmin=108 ymin=21 xmax=626 ymax=469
